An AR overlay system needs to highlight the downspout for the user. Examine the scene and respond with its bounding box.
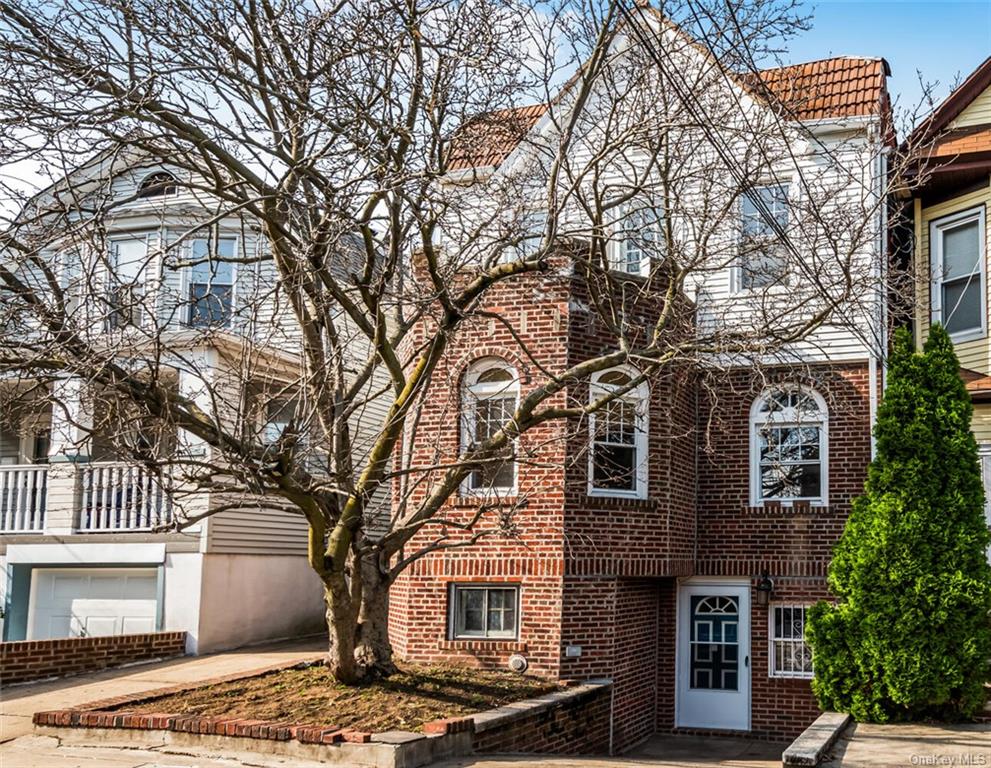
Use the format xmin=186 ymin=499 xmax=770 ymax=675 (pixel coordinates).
xmin=868 ymin=126 xmax=891 ymax=459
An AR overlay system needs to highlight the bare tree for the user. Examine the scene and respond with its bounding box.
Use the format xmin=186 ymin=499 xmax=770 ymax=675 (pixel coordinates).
xmin=0 ymin=0 xmax=913 ymax=682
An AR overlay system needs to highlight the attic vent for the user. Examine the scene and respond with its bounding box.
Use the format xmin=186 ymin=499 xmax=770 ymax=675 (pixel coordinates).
xmin=137 ymin=171 xmax=178 ymax=198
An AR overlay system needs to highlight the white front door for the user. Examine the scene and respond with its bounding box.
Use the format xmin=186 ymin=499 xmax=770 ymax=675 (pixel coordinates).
xmin=676 ymin=581 xmax=750 ymax=731
xmin=28 ymin=568 xmax=158 ymax=640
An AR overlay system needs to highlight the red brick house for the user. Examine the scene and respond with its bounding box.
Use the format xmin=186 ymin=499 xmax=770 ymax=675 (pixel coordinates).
xmin=389 ymin=20 xmax=892 ymax=751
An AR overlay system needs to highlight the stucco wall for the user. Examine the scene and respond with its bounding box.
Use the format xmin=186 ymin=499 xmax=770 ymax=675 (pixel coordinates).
xmin=194 ymin=553 xmax=324 ymax=653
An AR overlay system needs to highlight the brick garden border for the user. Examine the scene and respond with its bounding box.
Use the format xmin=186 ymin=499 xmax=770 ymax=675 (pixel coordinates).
xmin=2 ymin=631 xmax=187 ymax=685
xmin=33 ymin=661 xmax=613 ymax=768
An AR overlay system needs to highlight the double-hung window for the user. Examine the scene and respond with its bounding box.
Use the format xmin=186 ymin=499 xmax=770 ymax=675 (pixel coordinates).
xmin=462 ymin=359 xmax=519 ymax=493
xmin=739 ymin=184 xmax=789 ymax=290
xmin=187 ymin=236 xmax=236 ymax=328
xmin=449 ymin=584 xmax=519 ymax=639
xmin=588 ymin=368 xmax=648 ymax=498
xmin=610 ymin=203 xmax=660 ymax=275
xmin=769 ymin=605 xmax=813 ymax=678
xmin=931 ymin=207 xmax=985 ymax=339
xmin=515 ymin=210 xmax=547 ymax=260
xmin=109 ymin=233 xmax=152 ymax=328
xmin=751 ymin=387 xmax=827 ymax=506
xmin=263 ymin=399 xmax=297 ymax=445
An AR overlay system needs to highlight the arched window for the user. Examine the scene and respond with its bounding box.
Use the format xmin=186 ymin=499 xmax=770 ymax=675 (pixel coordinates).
xmin=461 ymin=358 xmax=519 ymax=493
xmin=136 ymin=171 xmax=178 ymax=199
xmin=750 ymin=386 xmax=828 ymax=506
xmin=588 ymin=367 xmax=648 ymax=498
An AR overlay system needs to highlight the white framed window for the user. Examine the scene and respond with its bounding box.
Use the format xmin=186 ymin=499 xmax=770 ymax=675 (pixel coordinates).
xmin=930 ymin=206 xmax=986 ymax=341
xmin=108 ymin=232 xmax=153 ymax=328
xmin=136 ymin=171 xmax=178 ymax=199
xmin=609 ymin=203 xmax=661 ymax=276
xmin=448 ymin=584 xmax=519 ymax=640
xmin=461 ymin=358 xmax=519 ymax=494
xmin=769 ymin=605 xmax=813 ymax=679
xmin=186 ymin=236 xmax=237 ymax=328
xmin=263 ymin=398 xmax=297 ymax=445
xmin=588 ymin=367 xmax=648 ymax=498
xmin=750 ymin=386 xmax=828 ymax=506
xmin=514 ymin=210 xmax=547 ymax=260
xmin=737 ymin=183 xmax=790 ymax=291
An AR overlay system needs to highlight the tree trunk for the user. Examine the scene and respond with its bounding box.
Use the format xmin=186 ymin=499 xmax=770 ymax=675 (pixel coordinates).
xmin=323 ymin=553 xmax=395 ymax=684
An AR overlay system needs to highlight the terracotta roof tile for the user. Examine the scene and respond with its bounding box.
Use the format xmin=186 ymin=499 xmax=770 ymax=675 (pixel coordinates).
xmin=748 ymin=57 xmax=889 ymax=121
xmin=446 ymin=57 xmax=888 ymax=171
xmin=446 ymin=104 xmax=548 ymax=171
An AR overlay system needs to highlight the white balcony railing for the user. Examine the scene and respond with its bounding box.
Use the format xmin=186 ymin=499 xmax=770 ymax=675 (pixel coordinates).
xmin=80 ymin=463 xmax=173 ymax=531
xmin=0 ymin=465 xmax=48 ymax=532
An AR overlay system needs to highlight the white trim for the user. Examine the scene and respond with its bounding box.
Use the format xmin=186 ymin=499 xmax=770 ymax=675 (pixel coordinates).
xmin=749 ymin=385 xmax=829 ymax=507
xmin=587 ymin=365 xmax=649 ymax=499
xmin=6 ymin=543 xmax=166 ymax=564
xmin=459 ymin=358 xmax=519 ymax=497
xmin=929 ymin=205 xmax=987 ymax=343
xmin=768 ymin=603 xmax=814 ymax=679
xmin=446 ymin=583 xmax=521 ymax=641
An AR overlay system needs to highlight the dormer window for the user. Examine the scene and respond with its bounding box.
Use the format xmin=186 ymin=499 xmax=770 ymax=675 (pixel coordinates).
xmin=137 ymin=171 xmax=178 ymax=199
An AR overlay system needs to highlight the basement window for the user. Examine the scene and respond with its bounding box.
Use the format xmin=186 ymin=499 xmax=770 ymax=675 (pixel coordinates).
xmin=448 ymin=584 xmax=519 ymax=640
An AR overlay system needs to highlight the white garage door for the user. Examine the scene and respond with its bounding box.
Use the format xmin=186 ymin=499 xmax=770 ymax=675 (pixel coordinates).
xmin=28 ymin=568 xmax=158 ymax=640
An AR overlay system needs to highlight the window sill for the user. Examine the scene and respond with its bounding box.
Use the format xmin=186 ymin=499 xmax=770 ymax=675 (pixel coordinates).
xmin=769 ymin=673 xmax=814 ymax=682
xmin=944 ymin=327 xmax=986 ymax=345
xmin=745 ymin=501 xmax=830 ymax=514
xmin=584 ymin=494 xmax=655 ymax=509
xmin=439 ymin=639 xmax=526 ymax=653
xmin=453 ymin=492 xmax=519 ymax=506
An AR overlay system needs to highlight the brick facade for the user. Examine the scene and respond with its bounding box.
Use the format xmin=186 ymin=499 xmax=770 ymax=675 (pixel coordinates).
xmin=390 ymin=262 xmax=874 ymax=748
xmin=1 ymin=631 xmax=187 ymax=685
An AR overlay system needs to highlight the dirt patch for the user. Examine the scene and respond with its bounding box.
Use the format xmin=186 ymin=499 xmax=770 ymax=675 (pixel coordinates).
xmin=114 ymin=663 xmax=558 ymax=733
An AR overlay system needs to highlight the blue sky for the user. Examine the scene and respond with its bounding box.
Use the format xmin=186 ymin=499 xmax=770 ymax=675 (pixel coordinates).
xmin=786 ymin=0 xmax=990 ymax=127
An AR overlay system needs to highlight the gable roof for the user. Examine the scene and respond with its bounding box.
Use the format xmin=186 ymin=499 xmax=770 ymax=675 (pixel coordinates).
xmin=910 ymin=56 xmax=991 ymax=146
xmin=447 ymin=56 xmax=889 ymax=171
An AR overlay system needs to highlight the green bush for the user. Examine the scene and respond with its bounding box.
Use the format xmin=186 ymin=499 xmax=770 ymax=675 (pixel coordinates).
xmin=807 ymin=325 xmax=991 ymax=721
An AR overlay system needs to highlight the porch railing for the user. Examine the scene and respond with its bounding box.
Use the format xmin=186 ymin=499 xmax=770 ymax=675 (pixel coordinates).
xmin=80 ymin=463 xmax=173 ymax=531
xmin=0 ymin=465 xmax=48 ymax=532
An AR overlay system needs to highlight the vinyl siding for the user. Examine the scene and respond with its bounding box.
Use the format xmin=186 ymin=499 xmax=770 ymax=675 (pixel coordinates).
xmin=953 ymin=85 xmax=991 ymax=129
xmin=915 ymin=180 xmax=991 ymax=373
xmin=973 ymin=402 xmax=991 ymax=443
xmin=205 ymin=503 xmax=311 ymax=556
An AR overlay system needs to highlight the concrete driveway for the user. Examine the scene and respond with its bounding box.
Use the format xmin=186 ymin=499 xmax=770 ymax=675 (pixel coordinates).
xmin=823 ymin=722 xmax=991 ymax=768
xmin=0 ymin=636 xmax=325 ymax=743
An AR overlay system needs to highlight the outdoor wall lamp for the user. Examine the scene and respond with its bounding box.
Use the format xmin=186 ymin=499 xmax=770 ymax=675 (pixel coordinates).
xmin=755 ymin=571 xmax=774 ymax=607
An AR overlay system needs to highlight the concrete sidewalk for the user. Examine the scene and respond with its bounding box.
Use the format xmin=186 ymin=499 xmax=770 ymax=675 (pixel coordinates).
xmin=823 ymin=722 xmax=991 ymax=767
xmin=0 ymin=636 xmax=325 ymax=743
